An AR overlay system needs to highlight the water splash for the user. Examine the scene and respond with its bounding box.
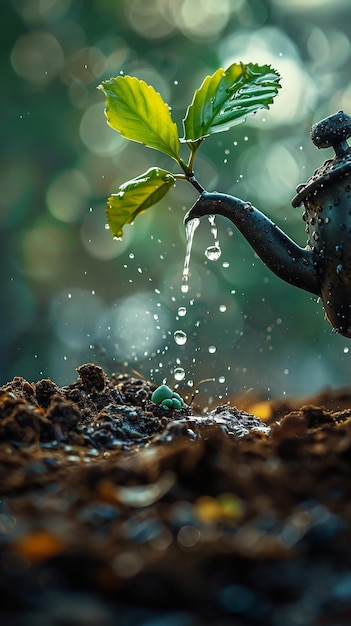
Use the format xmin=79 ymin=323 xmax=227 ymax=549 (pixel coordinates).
xmin=182 ymin=217 xmax=200 ymax=293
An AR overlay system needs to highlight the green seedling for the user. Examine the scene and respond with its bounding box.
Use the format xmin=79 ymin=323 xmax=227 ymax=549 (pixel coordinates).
xmin=98 ymin=62 xmax=281 ymax=238
xmin=151 ymin=385 xmax=185 ymax=411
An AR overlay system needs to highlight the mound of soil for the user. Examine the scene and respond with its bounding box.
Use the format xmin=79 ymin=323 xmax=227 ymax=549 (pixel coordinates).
xmin=1 ymin=363 xmax=351 ymax=625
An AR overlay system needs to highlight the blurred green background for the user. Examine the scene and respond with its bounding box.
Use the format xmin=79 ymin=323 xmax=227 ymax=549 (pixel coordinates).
xmin=3 ymin=0 xmax=351 ymax=401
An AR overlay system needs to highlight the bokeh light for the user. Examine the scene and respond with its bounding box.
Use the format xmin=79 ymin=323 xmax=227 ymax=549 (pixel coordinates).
xmin=11 ymin=31 xmax=64 ymax=85
xmin=95 ymin=292 xmax=171 ymax=362
xmin=80 ymin=102 xmax=128 ymax=156
xmin=47 ymin=169 xmax=91 ymax=223
xmin=51 ymin=288 xmax=104 ymax=350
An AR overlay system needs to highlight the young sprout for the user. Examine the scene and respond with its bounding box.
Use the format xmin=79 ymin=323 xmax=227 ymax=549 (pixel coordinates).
xmin=151 ymin=385 xmax=185 ymax=410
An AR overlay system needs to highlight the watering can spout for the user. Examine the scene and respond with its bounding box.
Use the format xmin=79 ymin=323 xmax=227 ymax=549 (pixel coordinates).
xmin=184 ymin=192 xmax=320 ymax=296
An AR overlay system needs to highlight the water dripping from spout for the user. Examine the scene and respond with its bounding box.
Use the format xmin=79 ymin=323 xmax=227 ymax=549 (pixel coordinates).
xmin=182 ymin=217 xmax=200 ymax=293
xmin=205 ymin=214 xmax=221 ymax=261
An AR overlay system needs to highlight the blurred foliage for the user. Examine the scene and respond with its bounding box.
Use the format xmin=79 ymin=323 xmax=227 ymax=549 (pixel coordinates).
xmin=3 ymin=0 xmax=351 ymax=400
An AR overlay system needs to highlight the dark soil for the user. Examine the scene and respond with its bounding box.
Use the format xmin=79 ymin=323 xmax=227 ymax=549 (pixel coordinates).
xmin=1 ymin=363 xmax=351 ymax=625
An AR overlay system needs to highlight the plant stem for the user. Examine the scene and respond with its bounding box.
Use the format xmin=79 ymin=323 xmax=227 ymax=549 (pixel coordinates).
xmin=189 ymin=176 xmax=205 ymax=193
xmin=176 ymin=156 xmax=205 ymax=194
xmin=178 ymin=156 xmax=192 ymax=176
xmin=173 ymin=173 xmax=205 ymax=194
xmin=187 ymin=140 xmax=203 ymax=172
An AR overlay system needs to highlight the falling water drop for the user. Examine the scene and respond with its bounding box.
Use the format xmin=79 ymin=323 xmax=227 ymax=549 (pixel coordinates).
xmin=178 ymin=306 xmax=187 ymax=317
xmin=174 ymin=330 xmax=187 ymax=345
xmin=208 ymin=345 xmax=216 ymax=353
xmin=174 ymin=367 xmax=185 ymax=381
xmin=181 ymin=278 xmax=189 ymax=293
xmin=205 ymin=246 xmax=221 ymax=261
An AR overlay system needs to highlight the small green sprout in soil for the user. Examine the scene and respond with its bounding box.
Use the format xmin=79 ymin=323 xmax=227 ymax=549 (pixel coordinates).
xmin=151 ymin=384 xmax=185 ymax=410
xmin=98 ymin=62 xmax=281 ymax=238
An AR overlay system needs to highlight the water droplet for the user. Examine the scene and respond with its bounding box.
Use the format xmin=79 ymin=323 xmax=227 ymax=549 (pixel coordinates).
xmin=181 ymin=279 xmax=189 ymax=293
xmin=222 ymin=261 xmax=230 ymax=268
xmin=174 ymin=367 xmax=185 ymax=381
xmin=208 ymin=345 xmax=216 ymax=353
xmin=219 ymin=304 xmax=227 ymax=312
xmin=218 ymin=376 xmax=225 ymax=383
xmin=205 ymin=246 xmax=221 ymax=261
xmin=174 ymin=330 xmax=187 ymax=345
xmin=178 ymin=306 xmax=187 ymax=317
xmin=129 ymin=253 xmax=134 ymax=259
xmin=344 ymin=347 xmax=349 ymax=354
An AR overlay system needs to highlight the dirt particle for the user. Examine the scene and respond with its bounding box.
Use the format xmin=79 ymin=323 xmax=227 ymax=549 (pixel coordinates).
xmin=77 ymin=363 xmax=107 ymax=393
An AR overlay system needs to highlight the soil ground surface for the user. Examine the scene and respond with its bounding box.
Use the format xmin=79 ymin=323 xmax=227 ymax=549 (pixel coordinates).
xmin=1 ymin=363 xmax=351 ymax=625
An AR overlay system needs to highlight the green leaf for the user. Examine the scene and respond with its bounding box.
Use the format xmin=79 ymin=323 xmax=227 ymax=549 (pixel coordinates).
xmin=183 ymin=62 xmax=281 ymax=142
xmin=106 ymin=167 xmax=175 ymax=238
xmin=98 ymin=76 xmax=180 ymax=161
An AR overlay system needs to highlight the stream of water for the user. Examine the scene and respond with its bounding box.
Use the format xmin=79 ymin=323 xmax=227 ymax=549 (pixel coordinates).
xmin=172 ymin=215 xmax=223 ymax=384
xmin=181 ymin=217 xmax=200 ymax=294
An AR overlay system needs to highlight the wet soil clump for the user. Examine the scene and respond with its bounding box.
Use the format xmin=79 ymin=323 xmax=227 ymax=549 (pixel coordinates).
xmin=1 ymin=363 xmax=351 ymax=625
